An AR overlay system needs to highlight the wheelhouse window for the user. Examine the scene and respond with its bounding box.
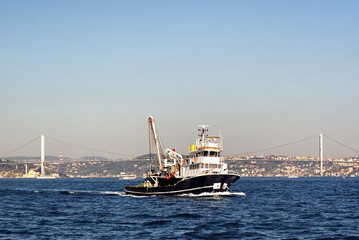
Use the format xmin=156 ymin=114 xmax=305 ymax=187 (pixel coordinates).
xmin=209 ymin=151 xmax=218 ymax=157
xmin=201 ymin=151 xmax=209 ymax=156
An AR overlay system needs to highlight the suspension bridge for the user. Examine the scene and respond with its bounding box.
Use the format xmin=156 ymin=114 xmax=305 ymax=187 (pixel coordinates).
xmin=1 ymin=133 xmax=358 ymax=178
xmin=0 ymin=135 xmax=136 ymax=163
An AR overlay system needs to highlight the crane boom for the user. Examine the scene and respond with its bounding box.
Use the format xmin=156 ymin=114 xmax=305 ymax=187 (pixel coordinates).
xmin=148 ymin=116 xmax=163 ymax=170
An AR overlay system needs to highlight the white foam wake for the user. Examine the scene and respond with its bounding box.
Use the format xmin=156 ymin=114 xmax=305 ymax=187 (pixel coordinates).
xmin=179 ymin=191 xmax=246 ymax=197
xmin=97 ymin=191 xmax=124 ymax=196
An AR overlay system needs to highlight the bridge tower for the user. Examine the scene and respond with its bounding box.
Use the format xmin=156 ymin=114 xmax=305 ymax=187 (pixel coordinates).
xmin=41 ymin=135 xmax=45 ymax=176
xmin=319 ymin=133 xmax=323 ymax=176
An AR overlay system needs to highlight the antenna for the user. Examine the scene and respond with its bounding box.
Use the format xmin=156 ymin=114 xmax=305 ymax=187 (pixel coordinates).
xmin=197 ymin=125 xmax=209 ymax=134
xmin=197 ymin=125 xmax=209 ymax=144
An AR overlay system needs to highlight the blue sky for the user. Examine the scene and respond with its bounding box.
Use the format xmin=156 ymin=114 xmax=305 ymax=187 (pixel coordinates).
xmin=1 ymin=0 xmax=359 ymax=157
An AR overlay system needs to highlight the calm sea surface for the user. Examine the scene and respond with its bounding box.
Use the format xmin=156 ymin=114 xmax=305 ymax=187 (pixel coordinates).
xmin=0 ymin=177 xmax=358 ymax=240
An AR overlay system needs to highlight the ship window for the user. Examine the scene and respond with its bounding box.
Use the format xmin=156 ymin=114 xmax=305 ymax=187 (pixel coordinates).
xmin=203 ymin=151 xmax=209 ymax=157
xmin=209 ymin=164 xmax=217 ymax=168
xmin=210 ymin=151 xmax=217 ymax=157
xmin=190 ymin=164 xmax=201 ymax=170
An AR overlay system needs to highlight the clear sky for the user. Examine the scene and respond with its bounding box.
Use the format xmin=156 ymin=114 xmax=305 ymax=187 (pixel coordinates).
xmin=1 ymin=0 xmax=359 ymax=158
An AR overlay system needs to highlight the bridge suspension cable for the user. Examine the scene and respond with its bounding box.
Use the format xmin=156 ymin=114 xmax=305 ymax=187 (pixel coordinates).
xmin=237 ymin=135 xmax=318 ymax=156
xmin=324 ymin=135 xmax=359 ymax=155
xmin=0 ymin=136 xmax=40 ymax=158
xmin=45 ymin=136 xmax=136 ymax=158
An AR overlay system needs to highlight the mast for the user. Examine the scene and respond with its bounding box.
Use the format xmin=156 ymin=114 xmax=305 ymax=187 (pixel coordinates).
xmin=319 ymin=133 xmax=323 ymax=176
xmin=148 ymin=116 xmax=163 ymax=170
xmin=41 ymin=135 xmax=45 ymax=176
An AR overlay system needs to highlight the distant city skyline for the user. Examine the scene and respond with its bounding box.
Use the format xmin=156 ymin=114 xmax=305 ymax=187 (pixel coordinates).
xmin=1 ymin=1 xmax=359 ymax=158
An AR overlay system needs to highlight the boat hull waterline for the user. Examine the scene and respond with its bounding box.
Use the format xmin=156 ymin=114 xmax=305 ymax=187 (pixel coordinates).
xmin=125 ymin=174 xmax=240 ymax=196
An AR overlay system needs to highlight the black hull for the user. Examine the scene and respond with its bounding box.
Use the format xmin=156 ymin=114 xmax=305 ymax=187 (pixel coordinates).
xmin=125 ymin=174 xmax=240 ymax=196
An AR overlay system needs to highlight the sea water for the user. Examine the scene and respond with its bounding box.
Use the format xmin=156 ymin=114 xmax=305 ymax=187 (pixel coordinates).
xmin=0 ymin=177 xmax=358 ymax=239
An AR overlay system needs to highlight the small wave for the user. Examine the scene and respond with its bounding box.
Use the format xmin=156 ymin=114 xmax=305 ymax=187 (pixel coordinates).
xmin=130 ymin=213 xmax=155 ymax=219
xmin=58 ymin=190 xmax=76 ymax=195
xmin=59 ymin=190 xmax=126 ymax=196
xmin=35 ymin=189 xmax=126 ymax=196
xmin=169 ymin=213 xmax=202 ymax=219
xmin=143 ymin=220 xmax=169 ymax=226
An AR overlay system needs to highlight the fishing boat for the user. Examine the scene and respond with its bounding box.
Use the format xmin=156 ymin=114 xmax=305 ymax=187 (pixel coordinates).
xmin=125 ymin=116 xmax=240 ymax=196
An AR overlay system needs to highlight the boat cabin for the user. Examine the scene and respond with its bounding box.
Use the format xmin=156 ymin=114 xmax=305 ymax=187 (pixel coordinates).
xmin=180 ymin=131 xmax=228 ymax=178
